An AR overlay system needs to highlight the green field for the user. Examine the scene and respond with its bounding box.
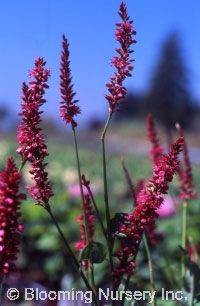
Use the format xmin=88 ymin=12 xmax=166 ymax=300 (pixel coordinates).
xmin=0 ymin=132 xmax=200 ymax=304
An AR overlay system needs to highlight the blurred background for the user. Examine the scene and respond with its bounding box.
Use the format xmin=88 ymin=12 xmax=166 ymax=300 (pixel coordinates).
xmin=1 ymin=0 xmax=200 ymax=305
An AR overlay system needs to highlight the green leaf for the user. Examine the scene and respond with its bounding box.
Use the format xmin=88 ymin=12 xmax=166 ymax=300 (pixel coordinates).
xmin=81 ymin=242 xmax=106 ymax=264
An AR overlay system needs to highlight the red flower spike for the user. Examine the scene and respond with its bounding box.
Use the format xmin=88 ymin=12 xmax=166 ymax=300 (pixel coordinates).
xmin=136 ymin=178 xmax=144 ymax=196
xmin=147 ymin=114 xmax=163 ymax=166
xmin=121 ymin=158 xmax=137 ymax=207
xmin=0 ymin=158 xmax=26 ymax=274
xmin=60 ymin=34 xmax=81 ymax=129
xmin=105 ymin=2 xmax=136 ymax=114
xmin=113 ymin=137 xmax=184 ymax=288
xmin=17 ymin=57 xmax=53 ymax=207
xmin=176 ymin=123 xmax=196 ymax=200
xmin=75 ymin=194 xmax=95 ymax=270
xmin=81 ymin=174 xmax=90 ymax=188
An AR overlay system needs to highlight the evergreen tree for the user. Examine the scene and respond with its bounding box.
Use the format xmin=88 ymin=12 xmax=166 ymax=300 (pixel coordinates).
xmin=145 ymin=32 xmax=195 ymax=128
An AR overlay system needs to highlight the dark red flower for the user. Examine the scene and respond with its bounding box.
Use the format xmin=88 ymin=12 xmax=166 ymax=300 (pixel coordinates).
xmin=0 ymin=158 xmax=26 ymax=274
xmin=147 ymin=114 xmax=163 ymax=166
xmin=60 ymin=34 xmax=81 ymax=129
xmin=75 ymin=193 xmax=95 ymax=270
xmin=112 ymin=137 xmax=184 ymax=287
xmin=136 ymin=178 xmax=144 ymax=196
xmin=17 ymin=57 xmax=53 ymax=207
xmin=121 ymin=159 xmax=137 ymax=207
xmin=75 ymin=194 xmax=95 ymax=252
xmin=105 ymin=2 xmax=136 ymax=114
xmin=176 ymin=124 xmax=196 ymax=200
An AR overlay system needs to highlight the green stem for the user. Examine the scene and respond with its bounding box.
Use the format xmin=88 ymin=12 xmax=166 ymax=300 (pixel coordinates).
xmin=91 ymin=264 xmax=96 ymax=295
xmin=101 ymin=114 xmax=117 ymax=306
xmin=143 ymin=233 xmax=157 ymax=306
xmin=18 ymin=159 xmax=26 ymax=173
xmin=86 ymin=184 xmax=107 ymax=240
xmin=72 ymin=128 xmax=96 ymax=293
xmin=120 ymin=275 xmax=131 ymax=306
xmin=72 ymin=128 xmax=90 ymax=244
xmin=181 ymin=201 xmax=187 ymax=279
xmin=101 ymin=114 xmax=114 ymax=276
xmin=45 ymin=205 xmax=98 ymax=306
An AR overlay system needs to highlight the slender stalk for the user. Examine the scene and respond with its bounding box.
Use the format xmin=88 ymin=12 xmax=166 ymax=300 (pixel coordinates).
xmin=101 ymin=114 xmax=116 ymax=306
xmin=120 ymin=275 xmax=131 ymax=306
xmin=45 ymin=205 xmax=99 ymax=306
xmin=143 ymin=233 xmax=157 ymax=306
xmin=72 ymin=127 xmax=90 ymax=244
xmin=85 ymin=184 xmax=107 ymax=240
xmin=18 ymin=159 xmax=26 ymax=173
xmin=101 ymin=114 xmax=114 ymax=273
xmin=72 ymin=128 xmax=96 ymax=293
xmin=181 ymin=201 xmax=187 ymax=279
xmin=91 ymin=264 xmax=96 ymax=295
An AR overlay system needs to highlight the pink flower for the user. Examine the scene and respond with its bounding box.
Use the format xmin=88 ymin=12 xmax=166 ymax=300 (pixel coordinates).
xmin=156 ymin=195 xmax=176 ymax=218
xmin=17 ymin=57 xmax=53 ymax=207
xmin=60 ymin=34 xmax=81 ymax=128
xmin=68 ymin=183 xmax=97 ymax=198
xmin=105 ymin=2 xmax=136 ymax=114
xmin=0 ymin=158 xmax=26 ymax=274
xmin=68 ymin=184 xmax=89 ymax=198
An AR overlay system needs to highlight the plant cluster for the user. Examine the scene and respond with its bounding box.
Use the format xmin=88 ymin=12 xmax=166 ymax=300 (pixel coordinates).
xmin=0 ymin=2 xmax=199 ymax=306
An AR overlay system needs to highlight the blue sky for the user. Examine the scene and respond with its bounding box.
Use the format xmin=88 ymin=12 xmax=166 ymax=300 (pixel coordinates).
xmin=0 ymin=0 xmax=200 ymax=125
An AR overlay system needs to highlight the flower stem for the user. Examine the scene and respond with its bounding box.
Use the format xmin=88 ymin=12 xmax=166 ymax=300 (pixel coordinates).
xmin=85 ymin=184 xmax=107 ymax=240
xmin=72 ymin=128 xmax=96 ymax=293
xmin=91 ymin=264 xmax=96 ymax=294
xmin=120 ymin=275 xmax=131 ymax=306
xmin=101 ymin=114 xmax=114 ymax=277
xmin=181 ymin=201 xmax=187 ymax=279
xmin=18 ymin=159 xmax=26 ymax=173
xmin=45 ymin=205 xmax=99 ymax=306
xmin=143 ymin=233 xmax=157 ymax=306
xmin=72 ymin=127 xmax=90 ymax=244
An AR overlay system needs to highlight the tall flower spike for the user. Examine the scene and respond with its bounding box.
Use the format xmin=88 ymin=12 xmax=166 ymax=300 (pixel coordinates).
xmin=17 ymin=57 xmax=53 ymax=207
xmin=112 ymin=137 xmax=184 ymax=287
xmin=105 ymin=2 xmax=136 ymax=114
xmin=176 ymin=123 xmax=196 ymax=200
xmin=0 ymin=158 xmax=26 ymax=274
xmin=147 ymin=114 xmax=163 ymax=165
xmin=60 ymin=34 xmax=81 ymax=129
